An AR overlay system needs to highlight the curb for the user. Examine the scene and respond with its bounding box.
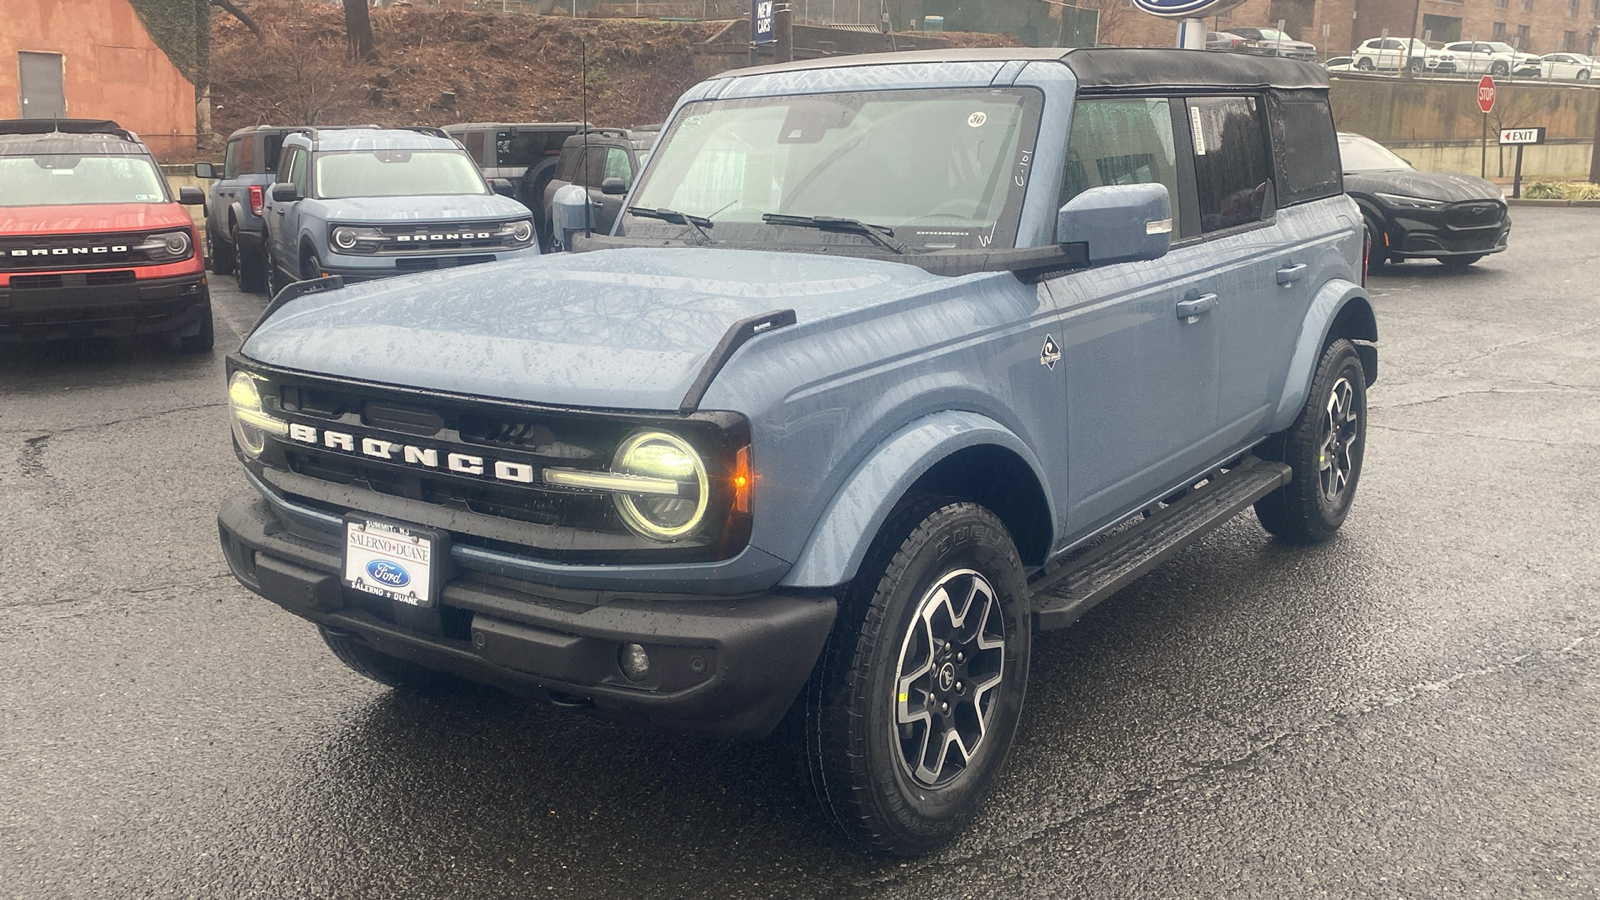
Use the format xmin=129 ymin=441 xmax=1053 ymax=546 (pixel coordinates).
xmin=1506 ymin=197 xmax=1600 ymax=207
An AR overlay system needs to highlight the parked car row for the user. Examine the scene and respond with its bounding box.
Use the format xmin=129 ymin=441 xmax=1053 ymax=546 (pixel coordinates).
xmin=1209 ymin=28 xmax=1594 ymax=83
xmin=195 ymin=121 xmax=662 ymax=296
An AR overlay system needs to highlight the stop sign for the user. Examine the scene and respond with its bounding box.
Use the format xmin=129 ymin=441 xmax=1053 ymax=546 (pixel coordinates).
xmin=1478 ymin=75 xmax=1496 ymax=114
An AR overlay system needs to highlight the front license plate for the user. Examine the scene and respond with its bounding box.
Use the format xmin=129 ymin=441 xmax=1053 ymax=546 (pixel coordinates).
xmin=343 ymin=516 xmax=441 ymax=608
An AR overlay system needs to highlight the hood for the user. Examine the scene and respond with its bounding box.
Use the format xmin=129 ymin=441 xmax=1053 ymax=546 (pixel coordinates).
xmin=243 ymin=247 xmax=944 ymax=411
xmin=0 ymin=202 xmax=194 ymax=235
xmin=308 ymin=193 xmax=531 ymax=224
xmin=1345 ymin=169 xmax=1503 ymax=204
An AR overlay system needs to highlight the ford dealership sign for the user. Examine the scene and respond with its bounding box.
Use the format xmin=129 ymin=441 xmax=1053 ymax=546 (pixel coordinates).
xmin=1131 ymin=0 xmax=1247 ymax=17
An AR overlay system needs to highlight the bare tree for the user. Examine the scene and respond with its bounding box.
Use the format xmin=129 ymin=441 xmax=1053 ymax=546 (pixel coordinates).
xmin=210 ymin=0 xmax=261 ymax=37
xmin=343 ymin=0 xmax=377 ymax=61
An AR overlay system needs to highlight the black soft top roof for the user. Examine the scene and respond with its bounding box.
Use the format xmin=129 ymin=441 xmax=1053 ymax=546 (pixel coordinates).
xmin=727 ymin=47 xmax=1328 ymax=92
xmin=0 ymin=119 xmax=151 ymax=157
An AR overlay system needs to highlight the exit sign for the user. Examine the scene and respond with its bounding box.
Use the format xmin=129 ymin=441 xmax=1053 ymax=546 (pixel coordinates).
xmin=1499 ymin=127 xmax=1546 ymax=145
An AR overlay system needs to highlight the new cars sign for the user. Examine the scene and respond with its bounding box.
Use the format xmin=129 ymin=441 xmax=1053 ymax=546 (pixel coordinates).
xmin=1130 ymin=0 xmax=1247 ymax=17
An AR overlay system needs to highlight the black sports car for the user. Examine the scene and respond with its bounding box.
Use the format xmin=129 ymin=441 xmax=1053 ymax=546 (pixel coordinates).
xmin=1339 ymin=132 xmax=1511 ymax=273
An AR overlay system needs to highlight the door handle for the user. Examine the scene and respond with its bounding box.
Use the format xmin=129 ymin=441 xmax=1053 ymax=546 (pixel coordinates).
xmin=1176 ymin=293 xmax=1218 ymax=319
xmin=1276 ymin=263 xmax=1308 ymax=285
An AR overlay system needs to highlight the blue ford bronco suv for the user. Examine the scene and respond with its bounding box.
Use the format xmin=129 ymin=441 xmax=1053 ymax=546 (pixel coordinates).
xmin=218 ymin=48 xmax=1376 ymax=855
xmin=260 ymin=126 xmax=539 ymax=294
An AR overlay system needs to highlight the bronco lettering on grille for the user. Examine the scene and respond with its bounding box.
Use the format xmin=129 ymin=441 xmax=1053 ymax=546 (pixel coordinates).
xmin=285 ymin=422 xmax=538 ymax=485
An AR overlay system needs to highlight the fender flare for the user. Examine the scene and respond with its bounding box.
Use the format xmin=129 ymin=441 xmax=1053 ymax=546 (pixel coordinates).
xmin=1268 ymin=279 xmax=1378 ymax=433
xmin=777 ymin=410 xmax=1054 ymax=589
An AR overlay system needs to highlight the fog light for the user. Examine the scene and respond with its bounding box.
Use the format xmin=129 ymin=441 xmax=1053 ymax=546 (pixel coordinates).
xmin=619 ymin=643 xmax=650 ymax=682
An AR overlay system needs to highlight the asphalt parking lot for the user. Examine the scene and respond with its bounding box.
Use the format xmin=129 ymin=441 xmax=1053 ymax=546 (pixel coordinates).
xmin=1 ymin=207 xmax=1596 ymax=899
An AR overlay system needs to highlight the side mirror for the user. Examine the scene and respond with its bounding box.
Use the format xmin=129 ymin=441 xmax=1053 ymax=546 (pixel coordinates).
xmin=600 ymin=177 xmax=627 ymax=196
xmin=177 ymin=185 xmax=205 ymax=205
xmin=270 ymin=182 xmax=301 ymax=203
xmin=550 ymin=183 xmax=591 ymax=250
xmin=490 ymin=177 xmax=516 ymax=197
xmin=194 ymin=162 xmax=216 ymax=179
xmin=1057 ymin=183 xmax=1171 ymax=266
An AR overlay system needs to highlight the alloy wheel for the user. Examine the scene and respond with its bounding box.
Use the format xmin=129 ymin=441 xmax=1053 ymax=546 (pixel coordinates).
xmin=893 ymin=568 xmax=1007 ymax=788
xmin=1319 ymin=376 xmax=1360 ymax=503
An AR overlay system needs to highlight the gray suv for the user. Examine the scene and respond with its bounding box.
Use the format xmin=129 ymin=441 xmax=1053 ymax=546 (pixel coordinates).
xmin=261 ymin=126 xmax=538 ymax=293
xmin=219 ymin=49 xmax=1376 ymax=856
xmin=195 ymin=125 xmax=305 ymax=293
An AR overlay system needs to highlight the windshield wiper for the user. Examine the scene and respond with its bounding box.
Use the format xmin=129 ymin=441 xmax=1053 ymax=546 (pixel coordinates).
xmin=626 ymin=206 xmax=714 ymax=244
xmin=760 ymin=214 xmax=909 ymax=255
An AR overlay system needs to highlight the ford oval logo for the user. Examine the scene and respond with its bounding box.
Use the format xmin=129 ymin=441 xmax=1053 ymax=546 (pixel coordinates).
xmin=366 ymin=559 xmax=411 ymax=588
xmin=1130 ymin=0 xmax=1246 ymax=18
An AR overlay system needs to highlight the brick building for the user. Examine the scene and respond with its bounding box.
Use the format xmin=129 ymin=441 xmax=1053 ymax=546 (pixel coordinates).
xmin=1103 ymin=0 xmax=1600 ymax=58
xmin=2 ymin=0 xmax=201 ymax=158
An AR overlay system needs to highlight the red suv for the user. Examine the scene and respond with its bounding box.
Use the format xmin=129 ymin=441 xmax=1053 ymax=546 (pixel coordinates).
xmin=0 ymin=119 xmax=212 ymax=351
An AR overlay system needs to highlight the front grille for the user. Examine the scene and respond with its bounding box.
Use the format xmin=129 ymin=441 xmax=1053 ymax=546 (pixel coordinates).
xmin=393 ymin=255 xmax=496 ymax=271
xmin=1448 ymin=201 xmax=1504 ymax=227
xmin=370 ymin=223 xmax=514 ymax=255
xmin=10 ymin=270 xmax=137 ymax=289
xmin=0 ymin=232 xmax=154 ymax=272
xmin=252 ymin=368 xmax=751 ymax=563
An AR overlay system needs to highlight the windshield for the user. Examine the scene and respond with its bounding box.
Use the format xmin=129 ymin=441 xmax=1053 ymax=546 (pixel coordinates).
xmin=623 ymin=87 xmax=1042 ymax=251
xmin=1338 ymin=134 xmax=1413 ymax=172
xmin=314 ymin=149 xmax=487 ymax=199
xmin=0 ymin=154 xmax=167 ymax=207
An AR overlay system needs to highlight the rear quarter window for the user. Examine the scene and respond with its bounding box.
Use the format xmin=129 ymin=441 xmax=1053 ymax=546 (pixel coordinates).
xmin=1267 ymin=91 xmax=1341 ymax=206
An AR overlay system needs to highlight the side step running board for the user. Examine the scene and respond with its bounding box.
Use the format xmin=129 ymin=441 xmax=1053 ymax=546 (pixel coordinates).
xmin=1029 ymin=456 xmax=1292 ymax=631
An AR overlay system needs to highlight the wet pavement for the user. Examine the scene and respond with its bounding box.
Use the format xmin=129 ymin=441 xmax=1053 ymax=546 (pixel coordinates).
xmin=1 ymin=208 xmax=1596 ymax=898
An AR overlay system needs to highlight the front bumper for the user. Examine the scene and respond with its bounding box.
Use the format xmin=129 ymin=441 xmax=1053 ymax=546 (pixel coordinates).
xmin=1379 ymin=204 xmax=1512 ymax=260
xmin=317 ymin=245 xmax=540 ymax=282
xmin=0 ymin=271 xmax=209 ymax=340
xmin=218 ymin=491 xmax=836 ymax=739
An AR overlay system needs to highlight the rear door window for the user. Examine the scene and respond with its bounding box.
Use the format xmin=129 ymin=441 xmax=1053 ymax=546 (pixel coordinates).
xmin=1186 ymin=96 xmax=1272 ymax=233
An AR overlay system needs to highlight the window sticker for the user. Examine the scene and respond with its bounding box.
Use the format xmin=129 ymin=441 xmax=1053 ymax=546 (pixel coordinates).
xmin=1190 ymin=106 xmax=1207 ymax=156
xmin=968 ymin=111 xmax=987 ymax=128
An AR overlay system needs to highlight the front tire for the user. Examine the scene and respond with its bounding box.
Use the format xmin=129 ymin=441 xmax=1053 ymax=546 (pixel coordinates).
xmin=1364 ymin=215 xmax=1388 ymax=274
xmin=1491 ymin=61 xmax=1510 ymax=76
xmin=174 ymin=299 xmax=214 ymax=354
xmin=1255 ymin=339 xmax=1368 ymax=543
xmin=793 ymin=498 xmax=1031 ymax=856
xmin=209 ymin=221 xmax=236 ymax=275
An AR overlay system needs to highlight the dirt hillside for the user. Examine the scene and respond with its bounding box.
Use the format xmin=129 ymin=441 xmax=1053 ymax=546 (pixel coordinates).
xmin=208 ymin=2 xmax=1017 ymax=141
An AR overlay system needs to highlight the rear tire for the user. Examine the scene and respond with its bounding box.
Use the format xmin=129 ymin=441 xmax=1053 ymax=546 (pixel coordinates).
xmin=235 ymin=225 xmax=268 ymax=293
xmin=1356 ymin=58 xmax=1375 ymax=71
xmin=319 ymin=626 xmax=460 ymax=690
xmin=267 ymin=250 xmax=289 ymax=299
xmin=209 ymin=221 xmax=236 ymax=275
xmin=792 ymin=497 xmax=1030 ymax=856
xmin=521 ymin=157 xmax=562 ymax=250
xmin=1255 ymin=339 xmax=1367 ymax=543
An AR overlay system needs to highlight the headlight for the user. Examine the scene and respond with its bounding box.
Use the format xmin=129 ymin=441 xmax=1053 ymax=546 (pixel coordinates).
xmin=610 ymin=431 xmax=709 ymax=541
xmin=493 ymin=219 xmax=535 ymax=248
xmin=327 ymin=224 xmax=383 ymax=253
xmin=133 ymin=230 xmax=193 ymax=261
xmin=1374 ymin=192 xmax=1446 ymax=210
xmin=228 ymin=371 xmax=288 ymax=458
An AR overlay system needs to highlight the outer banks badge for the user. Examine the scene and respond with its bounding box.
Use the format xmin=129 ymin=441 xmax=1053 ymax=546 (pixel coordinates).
xmin=1040 ymin=333 xmax=1061 ymax=371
